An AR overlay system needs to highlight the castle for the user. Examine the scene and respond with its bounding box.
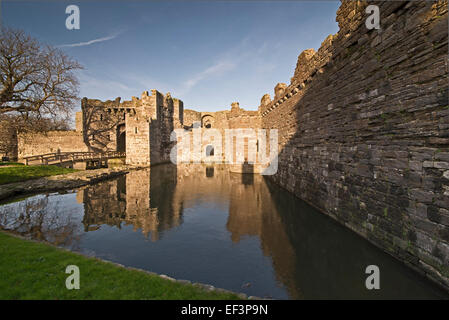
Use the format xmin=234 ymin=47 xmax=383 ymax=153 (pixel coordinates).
xmin=3 ymin=89 xmax=264 ymax=167
xmin=1 ymin=1 xmax=448 ymax=291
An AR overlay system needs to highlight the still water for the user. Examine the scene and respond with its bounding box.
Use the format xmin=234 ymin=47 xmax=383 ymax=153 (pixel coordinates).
xmin=0 ymin=164 xmax=447 ymax=299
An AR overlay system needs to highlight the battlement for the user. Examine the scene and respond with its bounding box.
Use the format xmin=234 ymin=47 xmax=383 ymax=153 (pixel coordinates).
xmin=258 ymin=1 xmax=374 ymax=117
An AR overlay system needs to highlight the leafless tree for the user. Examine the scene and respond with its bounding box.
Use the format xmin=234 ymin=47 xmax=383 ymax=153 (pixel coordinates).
xmin=0 ymin=196 xmax=82 ymax=247
xmin=0 ymin=28 xmax=82 ymax=122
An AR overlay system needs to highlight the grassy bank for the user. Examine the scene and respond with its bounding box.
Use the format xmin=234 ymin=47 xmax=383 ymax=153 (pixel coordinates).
xmin=0 ymin=232 xmax=241 ymax=299
xmin=0 ymin=162 xmax=23 ymax=166
xmin=0 ymin=165 xmax=76 ymax=185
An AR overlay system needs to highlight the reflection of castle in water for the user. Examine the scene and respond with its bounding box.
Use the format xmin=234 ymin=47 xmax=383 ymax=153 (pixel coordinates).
xmin=79 ymin=166 xmax=181 ymax=241
xmin=78 ymin=164 xmax=300 ymax=297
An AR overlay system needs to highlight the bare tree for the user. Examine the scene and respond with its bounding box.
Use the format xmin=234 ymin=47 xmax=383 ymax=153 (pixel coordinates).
xmin=0 ymin=28 xmax=82 ymax=121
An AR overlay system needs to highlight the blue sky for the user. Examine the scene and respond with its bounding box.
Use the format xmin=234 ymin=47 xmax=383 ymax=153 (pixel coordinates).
xmin=3 ymin=0 xmax=340 ymax=112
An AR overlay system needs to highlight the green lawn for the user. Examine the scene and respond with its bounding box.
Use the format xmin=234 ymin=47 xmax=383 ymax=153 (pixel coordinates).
xmin=0 ymin=165 xmax=76 ymax=185
xmin=0 ymin=162 xmax=24 ymax=166
xmin=0 ymin=232 xmax=241 ymax=300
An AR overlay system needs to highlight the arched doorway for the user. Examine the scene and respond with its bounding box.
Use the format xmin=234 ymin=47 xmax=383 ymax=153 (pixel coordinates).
xmin=201 ymin=114 xmax=214 ymax=128
xmin=206 ymin=145 xmax=214 ymax=157
xmin=117 ymin=124 xmax=126 ymax=152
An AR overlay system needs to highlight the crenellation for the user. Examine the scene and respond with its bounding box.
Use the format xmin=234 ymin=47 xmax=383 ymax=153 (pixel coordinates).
xmin=260 ymin=94 xmax=271 ymax=108
xmin=274 ymin=83 xmax=287 ymax=100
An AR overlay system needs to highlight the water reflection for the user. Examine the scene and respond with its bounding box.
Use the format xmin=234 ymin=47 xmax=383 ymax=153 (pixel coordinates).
xmin=0 ymin=164 xmax=447 ymax=299
xmin=81 ymin=168 xmax=181 ymax=241
xmin=0 ymin=196 xmax=82 ymax=247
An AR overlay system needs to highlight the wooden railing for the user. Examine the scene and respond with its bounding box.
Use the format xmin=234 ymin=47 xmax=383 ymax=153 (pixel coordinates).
xmin=22 ymin=151 xmax=126 ymax=165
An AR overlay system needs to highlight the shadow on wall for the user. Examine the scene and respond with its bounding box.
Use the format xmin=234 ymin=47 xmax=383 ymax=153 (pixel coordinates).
xmin=0 ymin=119 xmax=18 ymax=161
xmin=116 ymin=124 xmax=126 ymax=152
xmin=81 ymin=97 xmax=124 ymax=153
xmin=261 ymin=1 xmax=449 ymax=289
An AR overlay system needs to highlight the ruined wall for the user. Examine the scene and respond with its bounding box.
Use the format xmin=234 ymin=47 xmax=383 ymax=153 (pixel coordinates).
xmin=13 ymin=97 xmax=124 ymax=160
xmin=0 ymin=120 xmax=17 ymax=160
xmin=174 ymin=103 xmax=263 ymax=170
xmin=183 ymin=109 xmax=201 ymax=128
xmin=260 ymin=0 xmax=449 ymax=289
xmin=125 ymin=92 xmax=153 ymax=165
xmin=18 ymin=131 xmax=88 ymax=159
xmin=228 ymin=103 xmax=261 ymax=129
xmin=80 ymin=97 xmax=127 ymax=153
xmin=173 ymin=98 xmax=184 ymax=127
xmin=77 ymin=90 xmax=184 ymax=166
xmin=15 ymin=91 xmax=262 ymax=167
xmin=124 ymin=90 xmax=181 ymax=165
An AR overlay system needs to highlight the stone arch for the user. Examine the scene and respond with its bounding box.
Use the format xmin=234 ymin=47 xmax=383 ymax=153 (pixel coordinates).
xmin=201 ymin=114 xmax=214 ymax=128
xmin=206 ymin=145 xmax=214 ymax=157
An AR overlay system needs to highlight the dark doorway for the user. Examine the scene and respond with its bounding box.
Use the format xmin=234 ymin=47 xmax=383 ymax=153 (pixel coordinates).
xmin=206 ymin=145 xmax=214 ymax=157
xmin=206 ymin=167 xmax=214 ymax=178
xmin=117 ymin=125 xmax=126 ymax=152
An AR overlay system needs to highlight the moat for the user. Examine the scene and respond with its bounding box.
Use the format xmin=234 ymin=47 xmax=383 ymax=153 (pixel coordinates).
xmin=0 ymin=164 xmax=447 ymax=299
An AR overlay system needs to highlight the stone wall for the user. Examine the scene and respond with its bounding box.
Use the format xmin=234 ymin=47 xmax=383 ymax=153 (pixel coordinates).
xmin=18 ymin=131 xmax=88 ymax=159
xmin=15 ymin=94 xmax=263 ymax=167
xmin=125 ymin=90 xmax=179 ymax=165
xmin=183 ymin=109 xmax=202 ymax=128
xmin=173 ymin=103 xmax=264 ymax=170
xmin=0 ymin=120 xmax=17 ymax=160
xmin=260 ymin=0 xmax=449 ymax=289
xmin=78 ymin=90 xmax=184 ymax=166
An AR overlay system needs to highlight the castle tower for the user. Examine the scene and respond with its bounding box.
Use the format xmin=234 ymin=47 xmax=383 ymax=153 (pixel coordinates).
xmin=125 ymin=90 xmax=162 ymax=165
xmin=173 ymin=98 xmax=184 ymax=127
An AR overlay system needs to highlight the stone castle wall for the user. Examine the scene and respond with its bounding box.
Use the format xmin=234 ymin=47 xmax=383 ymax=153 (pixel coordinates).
xmin=0 ymin=120 xmax=17 ymax=160
xmin=13 ymin=92 xmax=262 ymax=166
xmin=183 ymin=109 xmax=202 ymax=127
xmin=18 ymin=131 xmax=88 ymax=158
xmin=173 ymin=103 xmax=263 ymax=170
xmin=259 ymin=0 xmax=448 ymax=289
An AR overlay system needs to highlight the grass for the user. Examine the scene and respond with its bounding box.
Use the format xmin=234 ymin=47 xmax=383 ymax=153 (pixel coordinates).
xmin=0 ymin=231 xmax=241 ymax=300
xmin=0 ymin=162 xmax=24 ymax=166
xmin=0 ymin=165 xmax=76 ymax=185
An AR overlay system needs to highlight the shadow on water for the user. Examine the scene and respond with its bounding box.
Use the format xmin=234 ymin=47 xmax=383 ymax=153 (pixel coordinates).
xmin=0 ymin=164 xmax=447 ymax=299
xmin=262 ymin=178 xmax=448 ymax=299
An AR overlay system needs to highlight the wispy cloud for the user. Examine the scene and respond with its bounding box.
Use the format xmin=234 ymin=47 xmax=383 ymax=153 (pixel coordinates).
xmin=57 ymin=32 xmax=121 ymax=48
xmin=77 ymin=69 xmax=173 ymax=104
xmin=178 ymin=36 xmax=278 ymax=97
xmin=77 ymin=71 xmax=135 ymax=103
xmin=181 ymin=60 xmax=236 ymax=93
